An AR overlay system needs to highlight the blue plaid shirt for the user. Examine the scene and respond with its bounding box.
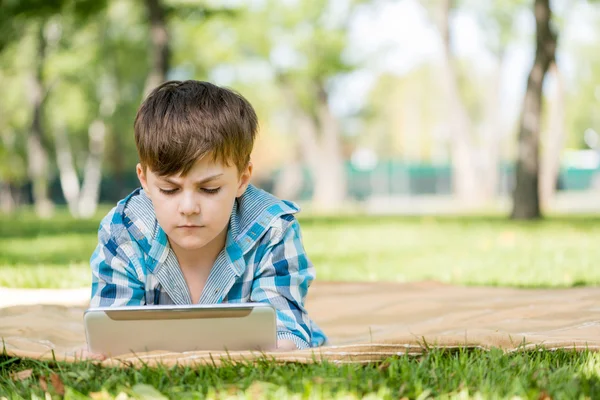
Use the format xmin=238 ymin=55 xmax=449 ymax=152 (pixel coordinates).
xmin=90 ymin=184 xmax=326 ymax=349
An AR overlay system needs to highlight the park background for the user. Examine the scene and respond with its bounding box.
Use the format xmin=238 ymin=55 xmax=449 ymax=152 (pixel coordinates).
xmin=2 ymin=0 xmax=600 ymax=398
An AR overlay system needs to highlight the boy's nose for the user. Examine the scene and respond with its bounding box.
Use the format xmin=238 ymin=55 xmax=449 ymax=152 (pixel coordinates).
xmin=178 ymin=193 xmax=200 ymax=215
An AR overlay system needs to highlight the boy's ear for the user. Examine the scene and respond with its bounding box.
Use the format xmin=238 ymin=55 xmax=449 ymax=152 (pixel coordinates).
xmin=236 ymin=162 xmax=253 ymax=197
xmin=136 ymin=163 xmax=150 ymax=194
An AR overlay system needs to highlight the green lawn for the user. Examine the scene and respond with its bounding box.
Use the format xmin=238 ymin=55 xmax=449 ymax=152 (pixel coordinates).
xmin=1 ymin=210 xmax=600 ymax=289
xmin=2 ymin=349 xmax=600 ymax=399
xmin=2 ymin=209 xmax=600 ymax=399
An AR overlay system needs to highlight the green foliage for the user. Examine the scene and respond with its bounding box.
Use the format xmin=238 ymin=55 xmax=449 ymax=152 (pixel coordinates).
xmin=362 ymin=69 xmax=442 ymax=160
xmin=0 ymin=33 xmax=36 ymax=184
xmin=462 ymin=0 xmax=530 ymax=56
xmin=0 ymin=0 xmax=107 ymax=52
xmin=1 ymin=0 xmax=600 ymax=204
xmin=563 ymin=7 xmax=600 ymax=149
xmin=0 ymin=0 xmax=152 ymax=188
xmin=0 ymin=0 xmax=256 ymax=195
xmin=1 ymin=349 xmax=600 ymax=398
xmin=231 ymin=0 xmax=364 ymax=114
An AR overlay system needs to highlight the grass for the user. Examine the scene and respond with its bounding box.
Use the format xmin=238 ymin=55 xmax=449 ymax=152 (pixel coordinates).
xmin=302 ymin=214 xmax=600 ymax=287
xmin=2 ymin=208 xmax=600 ymax=399
xmin=2 ymin=349 xmax=600 ymax=399
xmin=1 ymin=210 xmax=600 ymax=288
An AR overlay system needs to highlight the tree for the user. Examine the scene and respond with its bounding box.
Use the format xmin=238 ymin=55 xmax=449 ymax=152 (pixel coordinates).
xmin=0 ymin=127 xmax=25 ymax=213
xmin=426 ymin=0 xmax=481 ymax=204
xmin=27 ymin=23 xmax=54 ymax=218
xmin=0 ymin=28 xmax=35 ymax=213
xmin=0 ymin=0 xmax=106 ymax=217
xmin=469 ymin=0 xmax=529 ymax=201
xmin=540 ymin=0 xmax=597 ymax=206
xmin=47 ymin=12 xmax=116 ymax=218
xmin=143 ymin=0 xmax=170 ymax=96
xmin=511 ymin=0 xmax=557 ymax=219
xmin=424 ymin=0 xmax=529 ymax=204
xmin=141 ymin=1 xmax=237 ymax=95
xmin=233 ymin=0 xmax=363 ymax=211
xmin=539 ymin=62 xmax=565 ymax=207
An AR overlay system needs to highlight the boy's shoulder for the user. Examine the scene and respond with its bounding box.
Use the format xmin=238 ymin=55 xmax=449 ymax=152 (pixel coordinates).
xmin=231 ymin=185 xmax=302 ymax=251
xmin=99 ymin=185 xmax=302 ymax=254
xmin=234 ymin=185 xmax=300 ymax=231
xmin=96 ymin=187 xmax=159 ymax=254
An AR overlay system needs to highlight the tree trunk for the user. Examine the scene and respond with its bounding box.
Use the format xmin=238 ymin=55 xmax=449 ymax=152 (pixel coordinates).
xmin=311 ymin=84 xmax=347 ymax=211
xmin=0 ymin=180 xmax=15 ymax=214
xmin=55 ymin=109 xmax=109 ymax=219
xmin=539 ymin=62 xmax=565 ymax=208
xmin=511 ymin=0 xmax=557 ymax=220
xmin=438 ymin=0 xmax=480 ymax=204
xmin=143 ymin=0 xmax=170 ymax=96
xmin=26 ymin=24 xmax=54 ymax=218
xmin=279 ymin=80 xmax=346 ymax=211
xmin=401 ymin=78 xmax=422 ymax=162
xmin=78 ymin=119 xmax=106 ymax=218
xmin=480 ymin=55 xmax=505 ymax=202
xmin=54 ymin=125 xmax=82 ymax=216
xmin=272 ymin=151 xmax=304 ymax=201
xmin=276 ymin=83 xmax=317 ymax=202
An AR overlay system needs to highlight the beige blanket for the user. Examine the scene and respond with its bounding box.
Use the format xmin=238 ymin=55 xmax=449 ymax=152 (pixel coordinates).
xmin=1 ymin=282 xmax=599 ymax=367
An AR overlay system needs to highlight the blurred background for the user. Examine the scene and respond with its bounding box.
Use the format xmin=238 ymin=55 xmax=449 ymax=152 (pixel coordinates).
xmin=1 ymin=0 xmax=600 ymax=219
xmin=1 ymin=0 xmax=600 ymax=291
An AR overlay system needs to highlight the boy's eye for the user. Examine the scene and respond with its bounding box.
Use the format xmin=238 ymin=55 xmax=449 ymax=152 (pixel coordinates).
xmin=158 ymin=187 xmax=220 ymax=195
xmin=202 ymin=187 xmax=221 ymax=195
xmin=159 ymin=188 xmax=178 ymax=195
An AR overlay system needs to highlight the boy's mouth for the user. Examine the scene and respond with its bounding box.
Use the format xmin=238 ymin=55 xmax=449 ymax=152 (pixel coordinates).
xmin=178 ymin=225 xmax=203 ymax=228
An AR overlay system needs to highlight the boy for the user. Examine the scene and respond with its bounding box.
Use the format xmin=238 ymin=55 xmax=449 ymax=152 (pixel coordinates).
xmin=90 ymin=80 xmax=326 ymax=351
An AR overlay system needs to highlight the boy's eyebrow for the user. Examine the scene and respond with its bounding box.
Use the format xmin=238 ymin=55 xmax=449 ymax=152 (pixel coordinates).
xmin=161 ymin=173 xmax=224 ymax=185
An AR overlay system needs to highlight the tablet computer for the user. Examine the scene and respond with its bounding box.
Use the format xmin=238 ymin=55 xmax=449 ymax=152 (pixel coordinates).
xmin=84 ymin=303 xmax=277 ymax=356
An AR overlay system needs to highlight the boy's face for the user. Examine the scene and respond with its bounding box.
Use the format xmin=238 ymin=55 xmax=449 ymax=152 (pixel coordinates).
xmin=137 ymin=156 xmax=252 ymax=253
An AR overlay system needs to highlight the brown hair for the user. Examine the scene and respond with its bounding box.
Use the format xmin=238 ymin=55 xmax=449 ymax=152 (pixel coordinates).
xmin=134 ymin=80 xmax=258 ymax=176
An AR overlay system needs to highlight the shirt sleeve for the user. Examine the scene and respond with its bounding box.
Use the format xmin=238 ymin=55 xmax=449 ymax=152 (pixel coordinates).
xmin=249 ymin=216 xmax=316 ymax=349
xmin=89 ymin=212 xmax=146 ymax=308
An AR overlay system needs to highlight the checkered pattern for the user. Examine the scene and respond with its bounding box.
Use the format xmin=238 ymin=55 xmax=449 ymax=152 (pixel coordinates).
xmin=90 ymin=185 xmax=327 ymax=349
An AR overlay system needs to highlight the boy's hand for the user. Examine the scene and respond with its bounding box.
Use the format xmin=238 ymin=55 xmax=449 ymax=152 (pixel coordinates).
xmin=276 ymin=339 xmax=298 ymax=352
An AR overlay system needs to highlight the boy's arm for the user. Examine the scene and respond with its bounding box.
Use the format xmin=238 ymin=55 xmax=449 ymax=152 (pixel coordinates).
xmin=250 ymin=217 xmax=316 ymax=350
xmin=90 ymin=216 xmax=146 ymax=308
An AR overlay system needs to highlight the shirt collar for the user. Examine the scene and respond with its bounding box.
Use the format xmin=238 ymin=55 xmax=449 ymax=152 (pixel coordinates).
xmin=121 ymin=184 xmax=300 ymax=272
